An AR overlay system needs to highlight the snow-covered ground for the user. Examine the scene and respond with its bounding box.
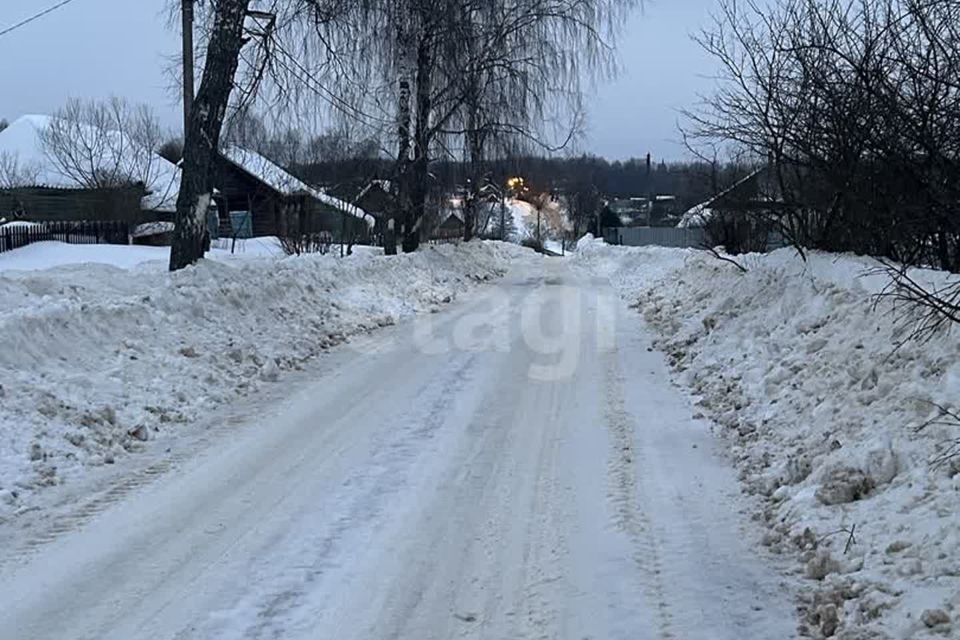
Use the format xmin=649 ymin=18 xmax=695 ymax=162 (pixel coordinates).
xmin=0 ymin=256 xmax=795 ymax=640
xmin=573 ymin=238 xmax=960 ymax=639
xmin=0 ymin=238 xmax=284 ymax=272
xmin=0 ymin=240 xmax=525 ymax=518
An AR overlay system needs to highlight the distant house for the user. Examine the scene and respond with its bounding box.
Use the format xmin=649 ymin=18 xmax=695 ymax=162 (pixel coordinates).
xmin=0 ymin=115 xmax=380 ymax=249
xmin=348 ymin=180 xmax=395 ymax=239
xmin=430 ymin=207 xmax=464 ymax=241
xmin=650 ymin=195 xmax=681 ymax=226
xmin=678 ymin=168 xmax=769 ymax=229
xmin=0 ymin=114 xmax=180 ymax=220
xmin=213 ymin=148 xmax=374 ymax=240
xmin=353 ymin=180 xmax=394 ymax=217
xmin=609 ymin=197 xmax=651 ymax=226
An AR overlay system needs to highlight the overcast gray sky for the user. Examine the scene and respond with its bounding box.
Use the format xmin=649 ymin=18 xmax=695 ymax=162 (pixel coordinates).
xmin=0 ymin=0 xmax=718 ymax=161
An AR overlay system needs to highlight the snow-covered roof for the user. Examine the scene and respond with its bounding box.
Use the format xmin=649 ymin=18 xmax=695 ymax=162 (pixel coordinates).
xmin=0 ymin=115 xmax=180 ymax=212
xmin=677 ymin=203 xmax=714 ymax=229
xmin=439 ymin=207 xmax=465 ymax=224
xmin=355 ymin=179 xmax=392 ymax=200
xmin=0 ymin=220 xmax=43 ymax=229
xmin=132 ymin=221 xmax=175 ymax=238
xmin=221 ymin=147 xmax=374 ymax=227
xmin=677 ymin=168 xmax=770 ymax=229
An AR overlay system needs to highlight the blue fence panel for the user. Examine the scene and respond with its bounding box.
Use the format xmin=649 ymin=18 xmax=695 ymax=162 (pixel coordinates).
xmin=606 ymin=226 xmax=788 ymax=251
xmin=606 ymin=227 xmax=706 ymax=248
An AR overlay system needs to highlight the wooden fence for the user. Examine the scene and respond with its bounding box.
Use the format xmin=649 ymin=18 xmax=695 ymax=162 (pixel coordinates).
xmin=604 ymin=226 xmax=788 ymax=251
xmin=0 ymin=186 xmax=145 ymax=223
xmin=0 ymin=221 xmax=130 ymax=254
xmin=427 ymin=235 xmax=462 ymax=245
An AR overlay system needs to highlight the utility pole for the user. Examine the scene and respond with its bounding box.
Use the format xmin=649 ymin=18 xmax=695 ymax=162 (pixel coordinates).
xmin=536 ymin=203 xmax=541 ymax=246
xmin=182 ymin=0 xmax=195 ymax=138
xmin=500 ymin=192 xmax=506 ymax=241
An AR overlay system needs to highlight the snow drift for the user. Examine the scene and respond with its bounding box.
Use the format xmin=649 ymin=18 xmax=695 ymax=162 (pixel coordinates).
xmin=575 ymin=242 xmax=960 ymax=640
xmin=0 ymin=241 xmax=525 ymax=518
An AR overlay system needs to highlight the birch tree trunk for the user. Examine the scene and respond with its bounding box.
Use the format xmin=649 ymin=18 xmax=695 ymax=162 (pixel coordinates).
xmin=389 ymin=44 xmax=413 ymax=257
xmin=169 ymin=0 xmax=252 ymax=271
xmin=463 ymin=104 xmax=483 ymax=242
xmin=403 ymin=35 xmax=432 ymax=253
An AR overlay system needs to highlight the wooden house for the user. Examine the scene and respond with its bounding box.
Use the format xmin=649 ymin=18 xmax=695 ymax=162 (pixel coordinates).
xmin=430 ymin=208 xmax=464 ymax=242
xmin=214 ymin=148 xmax=374 ymax=241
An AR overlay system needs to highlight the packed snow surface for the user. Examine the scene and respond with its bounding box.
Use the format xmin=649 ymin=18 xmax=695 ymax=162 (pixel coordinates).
xmin=0 ymin=238 xmax=283 ymax=272
xmin=574 ymin=238 xmax=960 ymax=639
xmin=0 ymin=255 xmax=794 ymax=640
xmin=0 ymin=240 xmax=523 ymax=516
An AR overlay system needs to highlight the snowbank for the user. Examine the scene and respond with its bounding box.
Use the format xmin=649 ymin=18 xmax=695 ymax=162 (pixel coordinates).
xmin=575 ymin=243 xmax=960 ymax=640
xmin=0 ymin=238 xmax=284 ymax=272
xmin=0 ymin=241 xmax=526 ymax=518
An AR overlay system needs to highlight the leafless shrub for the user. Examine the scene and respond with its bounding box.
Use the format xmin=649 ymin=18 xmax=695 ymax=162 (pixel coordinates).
xmin=699 ymin=244 xmax=749 ymax=273
xmin=817 ymin=524 xmax=858 ymax=555
xmin=914 ymin=401 xmax=960 ymax=472
xmin=686 ymin=0 xmax=960 ymax=274
xmin=703 ymin=208 xmax=771 ymax=256
xmin=872 ymin=259 xmax=960 ymax=345
xmin=278 ymin=230 xmax=333 ymax=256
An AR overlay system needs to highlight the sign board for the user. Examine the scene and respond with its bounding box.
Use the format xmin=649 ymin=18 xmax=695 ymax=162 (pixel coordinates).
xmin=229 ymin=211 xmax=252 ymax=239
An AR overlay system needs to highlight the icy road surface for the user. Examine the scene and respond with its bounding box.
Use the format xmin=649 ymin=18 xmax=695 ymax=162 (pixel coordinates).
xmin=0 ymin=260 xmax=794 ymax=640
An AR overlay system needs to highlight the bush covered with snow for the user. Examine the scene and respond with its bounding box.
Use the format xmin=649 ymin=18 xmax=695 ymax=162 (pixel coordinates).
xmin=575 ymin=243 xmax=960 ymax=639
xmin=0 ymin=241 xmax=525 ymax=518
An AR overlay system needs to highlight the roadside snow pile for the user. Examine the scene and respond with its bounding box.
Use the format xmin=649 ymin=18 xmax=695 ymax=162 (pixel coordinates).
xmin=575 ymin=242 xmax=960 ymax=640
xmin=0 ymin=241 xmax=525 ymax=518
xmin=0 ymin=238 xmax=284 ymax=272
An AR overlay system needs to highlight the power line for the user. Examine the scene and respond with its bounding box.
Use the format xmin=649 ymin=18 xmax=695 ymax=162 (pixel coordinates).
xmin=0 ymin=0 xmax=79 ymax=39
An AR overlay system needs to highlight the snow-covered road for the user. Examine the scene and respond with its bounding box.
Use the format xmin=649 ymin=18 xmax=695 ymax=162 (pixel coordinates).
xmin=0 ymin=259 xmax=794 ymax=640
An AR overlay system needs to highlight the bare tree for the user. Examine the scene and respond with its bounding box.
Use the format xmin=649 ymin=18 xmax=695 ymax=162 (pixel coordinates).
xmin=169 ymin=0 xmax=370 ymax=268
xmin=688 ymin=0 xmax=960 ymax=271
xmin=305 ymin=0 xmax=633 ymax=252
xmin=0 ymin=151 xmax=41 ymax=189
xmin=38 ymin=97 xmax=165 ymax=189
xmin=686 ymin=0 xmax=960 ymax=335
xmin=168 ymin=0 xmax=635 ymax=265
xmin=564 ymin=164 xmax=603 ymax=239
xmin=874 ymin=259 xmax=960 ymax=345
xmin=170 ymin=0 xmax=253 ymax=270
xmin=221 ymin=110 xmax=270 ymax=151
